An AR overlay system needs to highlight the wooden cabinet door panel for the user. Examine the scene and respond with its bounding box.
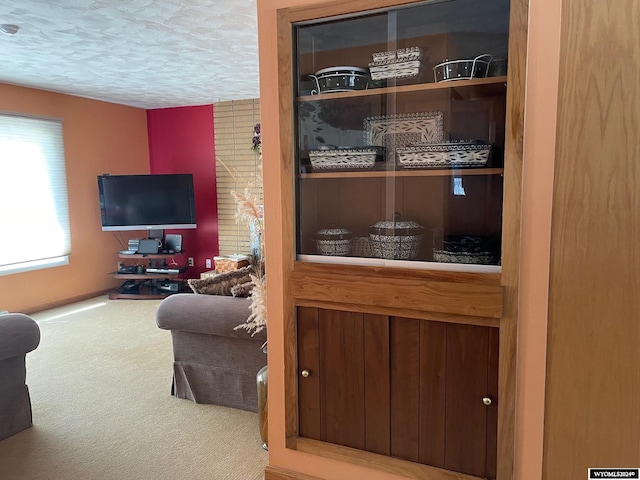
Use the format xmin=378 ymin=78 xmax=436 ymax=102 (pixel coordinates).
xmin=444 ymin=323 xmax=491 ymax=477
xmin=297 ymin=307 xmax=321 ymax=440
xmin=390 ymin=317 xmax=421 ymax=462
xmin=297 ymin=307 xmax=498 ymax=478
xmin=486 ymin=327 xmax=499 ymax=479
xmin=418 ymin=320 xmax=447 ymax=468
xmin=319 ymin=309 xmax=366 ymax=450
xmin=363 ymin=314 xmax=391 ymax=456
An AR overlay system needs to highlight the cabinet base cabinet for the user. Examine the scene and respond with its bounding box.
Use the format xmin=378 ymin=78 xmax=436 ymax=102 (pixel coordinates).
xmin=297 ymin=307 xmax=498 ymax=479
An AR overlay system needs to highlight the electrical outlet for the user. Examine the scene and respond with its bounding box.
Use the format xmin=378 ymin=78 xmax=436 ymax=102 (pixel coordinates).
xmin=205 ymin=258 xmax=212 ymax=269
xmin=188 ymin=257 xmax=194 ymax=267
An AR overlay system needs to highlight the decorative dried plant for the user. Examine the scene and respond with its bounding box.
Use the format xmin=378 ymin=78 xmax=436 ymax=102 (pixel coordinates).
xmin=225 ymin=124 xmax=266 ymax=338
xmin=231 ymin=164 xmax=267 ymax=337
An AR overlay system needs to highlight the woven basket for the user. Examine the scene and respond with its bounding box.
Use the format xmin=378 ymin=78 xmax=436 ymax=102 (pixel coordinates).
xmin=351 ymin=236 xmax=374 ymax=257
xmin=316 ymin=238 xmax=352 ymax=256
xmin=432 ymin=249 xmax=498 ymax=265
xmin=309 ymin=147 xmax=381 ymax=169
xmin=370 ymin=234 xmax=423 ymax=260
xmin=369 ymin=47 xmax=423 ymax=80
xmin=396 ymin=142 xmax=490 ymax=169
xmin=369 ymin=214 xmax=424 ymax=260
xmin=314 ymin=227 xmax=353 ymax=256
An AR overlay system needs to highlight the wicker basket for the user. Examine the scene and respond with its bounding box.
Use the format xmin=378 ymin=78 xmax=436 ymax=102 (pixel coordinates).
xmin=369 ymin=60 xmax=422 ymax=80
xmin=369 ymin=47 xmax=423 ymax=80
xmin=432 ymin=250 xmax=499 ymax=264
xmin=369 ymin=214 xmax=424 ymax=260
xmin=351 ymin=236 xmax=374 ymax=257
xmin=432 ymin=235 xmax=500 ymax=265
xmin=309 ymin=146 xmax=382 ymax=170
xmin=396 ymin=142 xmax=490 ymax=169
xmin=315 ymin=227 xmax=353 ymax=256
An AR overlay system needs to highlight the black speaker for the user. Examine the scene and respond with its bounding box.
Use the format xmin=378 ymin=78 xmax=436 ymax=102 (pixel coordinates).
xmin=165 ymin=234 xmax=182 ymax=253
xmin=137 ymin=238 xmax=161 ymax=254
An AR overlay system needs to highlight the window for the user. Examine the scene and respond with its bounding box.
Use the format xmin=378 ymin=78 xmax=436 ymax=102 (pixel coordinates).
xmin=0 ymin=113 xmax=71 ymax=275
xmin=214 ymin=99 xmax=261 ymax=256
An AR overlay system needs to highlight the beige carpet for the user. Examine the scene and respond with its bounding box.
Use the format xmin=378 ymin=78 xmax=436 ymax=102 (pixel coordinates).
xmin=0 ymin=296 xmax=268 ymax=480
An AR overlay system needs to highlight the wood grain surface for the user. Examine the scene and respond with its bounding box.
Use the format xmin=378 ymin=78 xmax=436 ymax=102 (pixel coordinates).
xmin=290 ymin=264 xmax=503 ymax=318
xmin=543 ymin=0 xmax=640 ymax=477
xmin=496 ymin=0 xmax=528 ymax=477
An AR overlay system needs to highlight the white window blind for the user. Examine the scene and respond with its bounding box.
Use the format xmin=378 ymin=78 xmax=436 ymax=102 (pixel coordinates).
xmin=214 ymin=99 xmax=261 ymax=256
xmin=0 ymin=113 xmax=71 ymax=275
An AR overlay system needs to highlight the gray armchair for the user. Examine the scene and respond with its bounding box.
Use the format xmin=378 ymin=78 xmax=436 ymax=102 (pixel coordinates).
xmin=0 ymin=313 xmax=40 ymax=440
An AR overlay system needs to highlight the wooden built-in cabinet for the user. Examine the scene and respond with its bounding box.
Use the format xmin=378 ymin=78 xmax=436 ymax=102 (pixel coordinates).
xmin=271 ymin=0 xmax=527 ymax=479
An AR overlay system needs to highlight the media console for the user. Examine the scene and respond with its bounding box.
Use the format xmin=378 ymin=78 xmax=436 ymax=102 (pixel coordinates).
xmin=109 ymin=253 xmax=189 ymax=300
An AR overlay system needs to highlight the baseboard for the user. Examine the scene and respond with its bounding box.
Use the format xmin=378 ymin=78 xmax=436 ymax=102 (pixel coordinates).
xmin=265 ymin=465 xmax=324 ymax=480
xmin=21 ymin=289 xmax=114 ymax=315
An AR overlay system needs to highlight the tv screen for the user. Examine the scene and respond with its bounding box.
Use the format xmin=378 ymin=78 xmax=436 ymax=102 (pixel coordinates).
xmin=97 ymin=174 xmax=197 ymax=231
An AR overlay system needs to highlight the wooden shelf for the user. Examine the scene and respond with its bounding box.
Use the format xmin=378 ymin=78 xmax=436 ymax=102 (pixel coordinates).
xmin=108 ymin=285 xmax=185 ymax=300
xmin=297 ymin=76 xmax=507 ymax=102
xmin=112 ymin=273 xmax=181 ymax=280
xmin=300 ymin=167 xmax=504 ymax=179
xmin=111 ymin=252 xmax=188 ymax=300
xmin=117 ymin=253 xmax=179 ymax=260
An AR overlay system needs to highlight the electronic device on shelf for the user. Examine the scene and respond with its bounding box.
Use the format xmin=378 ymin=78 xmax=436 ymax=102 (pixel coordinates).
xmin=164 ymin=234 xmax=183 ymax=253
xmin=146 ymin=265 xmax=188 ymax=274
xmin=158 ymin=280 xmax=181 ymax=292
xmin=128 ymin=238 xmax=140 ymax=251
xmin=97 ymin=174 xmax=197 ymax=232
xmin=119 ymin=250 xmax=138 ymax=255
xmin=119 ymin=280 xmax=139 ymax=292
xmin=137 ymin=238 xmax=162 ymax=254
xmin=117 ymin=265 xmax=138 ymax=274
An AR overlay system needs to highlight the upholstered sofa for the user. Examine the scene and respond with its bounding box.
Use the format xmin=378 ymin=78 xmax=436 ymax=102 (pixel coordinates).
xmin=0 ymin=313 xmax=41 ymax=440
xmin=155 ymin=293 xmax=267 ymax=412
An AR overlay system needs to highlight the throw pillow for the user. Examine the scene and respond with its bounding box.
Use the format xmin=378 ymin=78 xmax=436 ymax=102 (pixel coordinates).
xmin=231 ymin=280 xmax=255 ymax=298
xmin=187 ymin=266 xmax=254 ymax=295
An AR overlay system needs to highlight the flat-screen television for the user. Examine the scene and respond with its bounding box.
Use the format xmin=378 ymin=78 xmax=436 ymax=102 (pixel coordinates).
xmin=97 ymin=174 xmax=197 ymax=232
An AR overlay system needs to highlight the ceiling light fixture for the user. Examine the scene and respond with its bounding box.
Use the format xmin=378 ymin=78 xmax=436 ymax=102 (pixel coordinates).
xmin=1 ymin=24 xmax=19 ymax=35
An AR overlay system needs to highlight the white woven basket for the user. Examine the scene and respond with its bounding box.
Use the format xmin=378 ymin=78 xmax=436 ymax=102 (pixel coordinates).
xmin=309 ymin=147 xmax=379 ymax=169
xmin=396 ymin=142 xmax=490 ymax=169
xmin=369 ymin=60 xmax=421 ymax=80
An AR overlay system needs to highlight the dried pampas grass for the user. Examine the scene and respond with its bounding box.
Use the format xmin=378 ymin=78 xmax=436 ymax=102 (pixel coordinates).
xmin=235 ymin=273 xmax=267 ymax=336
xmin=230 ymin=160 xmax=267 ymax=338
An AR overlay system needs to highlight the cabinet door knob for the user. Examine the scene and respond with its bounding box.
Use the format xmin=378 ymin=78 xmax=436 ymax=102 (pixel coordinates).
xmin=482 ymin=396 xmax=493 ymax=406
xmin=301 ymin=369 xmax=310 ymax=378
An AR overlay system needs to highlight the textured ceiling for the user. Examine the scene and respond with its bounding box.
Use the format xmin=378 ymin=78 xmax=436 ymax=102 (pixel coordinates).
xmin=0 ymin=0 xmax=259 ymax=109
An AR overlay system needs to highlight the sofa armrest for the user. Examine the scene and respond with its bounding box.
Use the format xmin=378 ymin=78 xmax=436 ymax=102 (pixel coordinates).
xmin=156 ymin=293 xmax=266 ymax=342
xmin=0 ymin=313 xmax=41 ymax=361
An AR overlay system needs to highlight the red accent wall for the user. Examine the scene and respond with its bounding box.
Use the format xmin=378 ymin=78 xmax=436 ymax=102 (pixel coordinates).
xmin=147 ymin=105 xmax=218 ymax=277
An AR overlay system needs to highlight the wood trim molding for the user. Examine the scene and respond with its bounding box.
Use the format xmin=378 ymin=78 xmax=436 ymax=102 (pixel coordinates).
xmin=294 ymin=298 xmax=500 ymax=328
xmin=295 ymin=438 xmax=484 ymax=480
xmin=285 ymin=0 xmax=419 ymax=23
xmin=290 ymin=264 xmax=503 ymax=319
xmin=21 ymin=289 xmax=114 ymax=315
xmin=276 ymin=6 xmax=300 ymax=450
xmin=497 ymin=0 xmax=529 ymax=478
xmin=265 ymin=465 xmax=324 ymax=480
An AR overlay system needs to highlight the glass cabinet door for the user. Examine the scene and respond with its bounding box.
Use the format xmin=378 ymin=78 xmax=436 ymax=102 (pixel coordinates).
xmin=293 ymin=0 xmax=510 ymax=271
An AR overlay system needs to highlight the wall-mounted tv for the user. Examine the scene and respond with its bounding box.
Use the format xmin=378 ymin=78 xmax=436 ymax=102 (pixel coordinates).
xmin=97 ymin=174 xmax=197 ymax=232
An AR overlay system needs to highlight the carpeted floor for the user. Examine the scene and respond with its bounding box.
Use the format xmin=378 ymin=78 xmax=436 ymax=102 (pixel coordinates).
xmin=0 ymin=296 xmax=268 ymax=480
